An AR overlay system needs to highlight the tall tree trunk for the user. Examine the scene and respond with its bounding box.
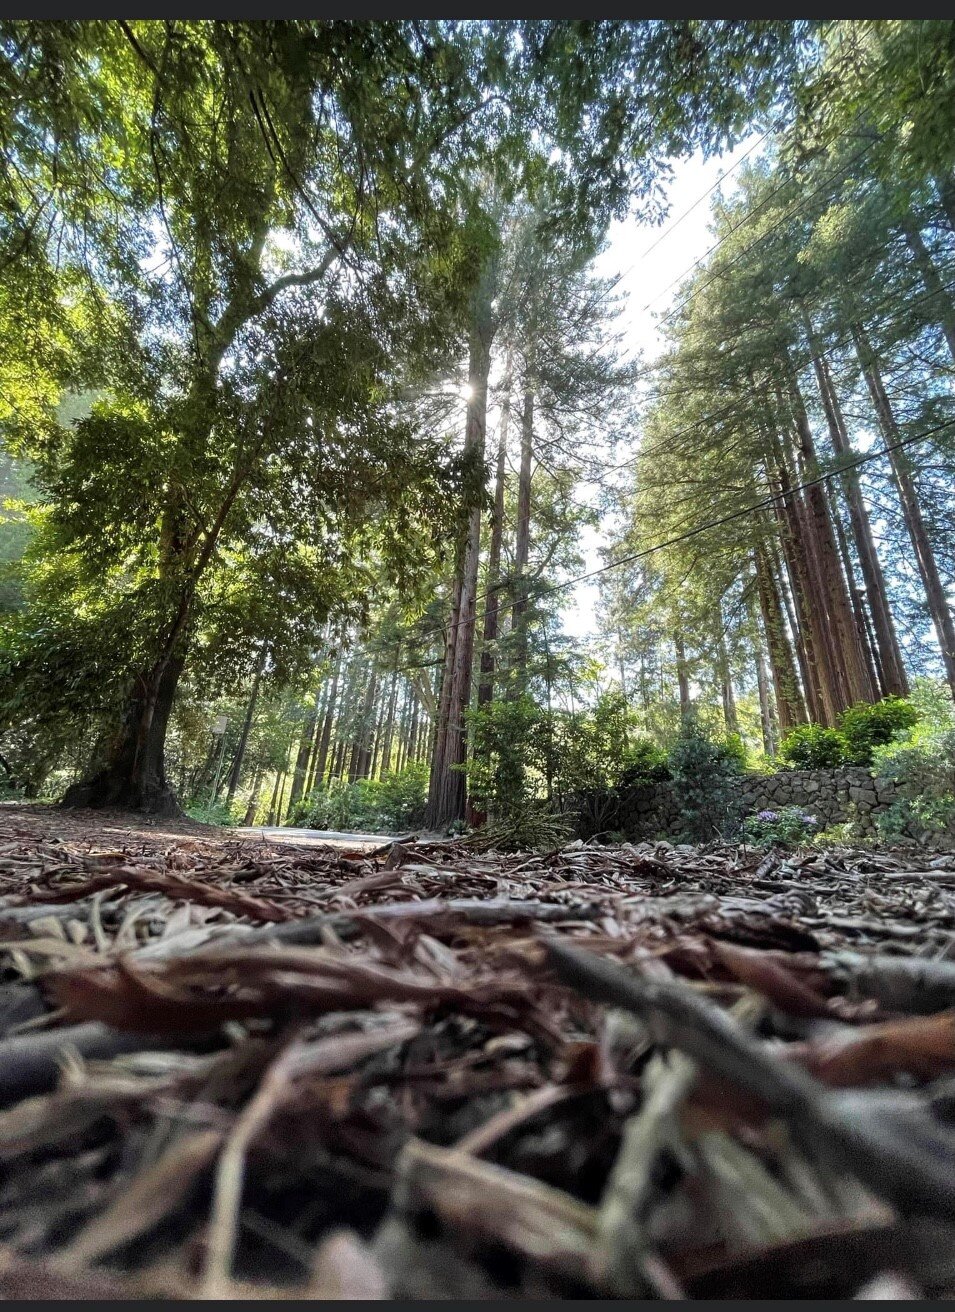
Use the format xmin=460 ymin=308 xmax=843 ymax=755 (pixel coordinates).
xmin=510 ymin=376 xmax=535 ymax=683
xmin=853 ymin=323 xmax=955 ymax=697
xmin=478 ymin=362 xmax=512 ymax=706
xmin=62 ymin=653 xmax=186 ymax=815
xmin=782 ymin=363 xmax=877 ymax=706
xmin=715 ymin=606 xmax=738 ymax=734
xmin=349 ymin=671 xmax=378 ymax=783
xmin=379 ymin=660 xmax=400 ymax=775
xmin=825 ymin=479 xmax=883 ymax=698
xmin=753 ymin=543 xmax=805 ymax=731
xmin=242 ymin=764 xmax=265 ymax=827
xmin=674 ymin=630 xmax=691 ymax=719
xmin=899 ymin=210 xmax=955 ymax=365
xmin=266 ymin=756 xmax=285 ymax=827
xmin=755 ymin=644 xmax=777 ymax=757
xmin=286 ymin=678 xmax=322 ymax=819
xmin=765 ymin=439 xmax=838 ymax=725
xmin=311 ymin=647 xmax=342 ymax=790
xmin=425 ymin=257 xmax=497 ymax=832
xmin=393 ymin=684 xmax=411 ymax=775
xmin=803 ymin=313 xmax=908 ymax=696
xmin=406 ymin=696 xmax=420 ymax=767
xmin=368 ymin=696 xmax=388 ymax=780
xmin=225 ymin=649 xmax=266 ymax=807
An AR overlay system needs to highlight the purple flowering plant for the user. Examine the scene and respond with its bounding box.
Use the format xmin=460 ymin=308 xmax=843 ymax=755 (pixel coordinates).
xmin=743 ymin=805 xmax=820 ymax=849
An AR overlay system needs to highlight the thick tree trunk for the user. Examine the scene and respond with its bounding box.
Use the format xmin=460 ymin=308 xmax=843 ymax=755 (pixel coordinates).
xmin=766 ymin=441 xmax=838 ymax=725
xmin=803 ymin=315 xmax=909 ymax=697
xmin=825 ymin=479 xmax=883 ymax=698
xmin=783 ymin=364 xmax=877 ymax=707
xmin=853 ymin=323 xmax=955 ymax=698
xmin=286 ymin=683 xmax=322 ymax=819
xmin=425 ymin=259 xmax=497 ymax=832
xmin=62 ymin=654 xmax=186 ymax=815
xmin=478 ymin=366 xmax=512 ymax=707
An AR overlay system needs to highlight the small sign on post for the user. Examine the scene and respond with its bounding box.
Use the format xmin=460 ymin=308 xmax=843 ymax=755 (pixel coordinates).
xmin=212 ymin=714 xmax=229 ymax=736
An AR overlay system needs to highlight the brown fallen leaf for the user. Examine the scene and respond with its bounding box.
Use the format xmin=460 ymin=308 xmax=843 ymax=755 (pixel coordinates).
xmin=791 ymin=1012 xmax=955 ymax=1087
xmin=712 ymin=939 xmax=835 ymax=1019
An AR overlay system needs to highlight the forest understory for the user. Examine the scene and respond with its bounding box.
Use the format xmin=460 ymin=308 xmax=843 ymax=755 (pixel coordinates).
xmin=0 ymin=805 xmax=954 ymax=1298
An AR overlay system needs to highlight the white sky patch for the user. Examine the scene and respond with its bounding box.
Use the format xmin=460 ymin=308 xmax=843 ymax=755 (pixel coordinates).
xmin=560 ymin=136 xmax=763 ymax=643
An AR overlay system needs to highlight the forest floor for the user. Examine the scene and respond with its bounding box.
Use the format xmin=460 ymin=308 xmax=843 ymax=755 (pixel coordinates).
xmin=0 ymin=802 xmax=954 ymax=1297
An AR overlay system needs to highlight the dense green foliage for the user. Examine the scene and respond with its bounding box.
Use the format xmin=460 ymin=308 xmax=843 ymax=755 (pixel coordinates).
xmin=288 ymin=764 xmax=429 ymax=834
xmin=668 ymin=715 xmax=746 ymax=843
xmin=742 ymin=805 xmax=821 ymax=848
xmin=873 ymin=727 xmax=955 ymax=844
xmin=1 ymin=20 xmax=953 ymax=845
xmin=838 ymin=697 xmax=920 ymax=765
xmin=778 ymin=725 xmax=847 ymax=769
xmin=780 ymin=696 xmax=919 ymax=768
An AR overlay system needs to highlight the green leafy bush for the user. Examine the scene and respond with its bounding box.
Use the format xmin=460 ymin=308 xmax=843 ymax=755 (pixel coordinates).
xmin=872 ymin=727 xmax=955 ymax=845
xmin=778 ymin=723 xmax=846 ymax=768
xmin=742 ymin=805 xmax=820 ymax=849
xmin=779 ymin=698 xmax=920 ymax=770
xmin=467 ymin=695 xmax=541 ymax=817
xmin=617 ymin=737 xmax=672 ymax=789
xmin=837 ymin=696 xmax=918 ymax=766
xmin=668 ymin=715 xmax=744 ymax=844
xmin=288 ymin=763 xmax=428 ymax=834
xmin=185 ymin=800 xmax=239 ymax=827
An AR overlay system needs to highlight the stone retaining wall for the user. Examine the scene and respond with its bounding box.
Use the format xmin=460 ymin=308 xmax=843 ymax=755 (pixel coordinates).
xmin=615 ymin=766 xmax=904 ymax=841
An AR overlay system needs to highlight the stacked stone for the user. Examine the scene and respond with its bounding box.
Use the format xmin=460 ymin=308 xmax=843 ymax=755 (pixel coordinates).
xmin=616 ymin=766 xmax=923 ymax=843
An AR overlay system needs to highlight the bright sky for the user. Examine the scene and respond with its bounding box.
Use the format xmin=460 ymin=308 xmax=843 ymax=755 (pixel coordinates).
xmin=560 ymin=134 xmax=762 ymax=643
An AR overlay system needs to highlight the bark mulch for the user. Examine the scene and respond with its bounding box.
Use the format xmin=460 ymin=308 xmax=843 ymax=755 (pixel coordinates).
xmin=0 ymin=804 xmax=953 ymax=1298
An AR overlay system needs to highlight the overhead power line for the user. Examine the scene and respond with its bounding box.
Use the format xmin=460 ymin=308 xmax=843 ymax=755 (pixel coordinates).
xmin=397 ymin=412 xmax=955 ymax=660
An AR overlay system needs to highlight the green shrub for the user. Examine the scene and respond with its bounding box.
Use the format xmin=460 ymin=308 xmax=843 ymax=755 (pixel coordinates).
xmin=780 ymin=698 xmax=920 ymax=770
xmin=617 ymin=737 xmax=672 ymax=789
xmin=837 ymin=696 xmax=919 ymax=766
xmin=779 ymin=723 xmax=846 ymax=769
xmin=185 ymin=800 xmax=239 ymax=827
xmin=742 ymin=805 xmax=820 ymax=849
xmin=668 ymin=715 xmax=744 ymax=844
xmin=288 ymin=763 xmax=428 ymax=834
xmin=872 ymin=726 xmax=955 ymax=845
xmin=467 ymin=694 xmax=541 ymax=817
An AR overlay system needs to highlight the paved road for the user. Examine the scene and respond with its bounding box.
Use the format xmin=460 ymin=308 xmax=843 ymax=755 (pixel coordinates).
xmin=239 ymin=826 xmax=404 ymax=849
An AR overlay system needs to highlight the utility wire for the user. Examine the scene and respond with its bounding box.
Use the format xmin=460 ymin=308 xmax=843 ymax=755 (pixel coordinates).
xmin=639 ymin=120 xmax=783 ymax=260
xmin=570 ymin=268 xmax=955 ymax=486
xmin=396 ymin=412 xmax=955 ymax=661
